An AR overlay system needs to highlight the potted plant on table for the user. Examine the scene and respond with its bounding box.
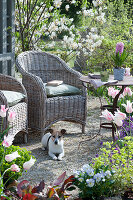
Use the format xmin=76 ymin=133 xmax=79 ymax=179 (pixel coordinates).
xmin=112 ymin=42 xmax=128 ymax=81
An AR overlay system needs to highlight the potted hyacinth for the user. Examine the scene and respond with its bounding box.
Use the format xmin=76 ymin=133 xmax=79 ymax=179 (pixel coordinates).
xmin=112 ymin=42 xmax=128 ymax=81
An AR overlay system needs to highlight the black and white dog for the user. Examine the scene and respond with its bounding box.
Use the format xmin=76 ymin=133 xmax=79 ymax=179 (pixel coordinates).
xmin=41 ymin=129 xmax=66 ymax=160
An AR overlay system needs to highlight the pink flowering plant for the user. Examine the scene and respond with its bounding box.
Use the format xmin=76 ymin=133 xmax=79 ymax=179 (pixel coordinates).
xmin=101 ymin=99 xmax=133 ymax=139
xmin=111 ymin=42 xmax=128 ymax=68
xmin=0 ymin=105 xmax=36 ymax=199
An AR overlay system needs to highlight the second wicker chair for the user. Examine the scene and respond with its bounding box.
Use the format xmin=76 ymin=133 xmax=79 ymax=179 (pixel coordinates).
xmin=16 ymin=51 xmax=87 ymax=137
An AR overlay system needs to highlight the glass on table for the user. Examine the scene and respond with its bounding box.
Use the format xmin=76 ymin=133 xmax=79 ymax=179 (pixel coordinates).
xmin=100 ymin=71 xmax=109 ymax=82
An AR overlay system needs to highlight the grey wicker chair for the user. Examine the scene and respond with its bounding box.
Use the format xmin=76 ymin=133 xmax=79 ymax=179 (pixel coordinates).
xmin=16 ymin=51 xmax=87 ymax=137
xmin=0 ymin=74 xmax=28 ymax=143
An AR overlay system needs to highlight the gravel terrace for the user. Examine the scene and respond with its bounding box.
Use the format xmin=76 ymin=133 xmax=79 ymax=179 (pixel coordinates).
xmin=15 ymin=96 xmax=121 ymax=199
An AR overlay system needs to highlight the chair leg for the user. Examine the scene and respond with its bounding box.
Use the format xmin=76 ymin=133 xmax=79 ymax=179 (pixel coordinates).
xmin=40 ymin=130 xmax=45 ymax=139
xmin=82 ymin=124 xmax=85 ymax=134
xmin=24 ymin=132 xmax=28 ymax=143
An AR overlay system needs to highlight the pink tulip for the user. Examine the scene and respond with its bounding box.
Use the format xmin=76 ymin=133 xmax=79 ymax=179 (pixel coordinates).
xmin=2 ymin=135 xmax=14 ymax=147
xmin=10 ymin=164 xmax=20 ymax=172
xmin=123 ymin=87 xmax=132 ymax=97
xmin=111 ymin=89 xmax=119 ymax=98
xmin=108 ymin=87 xmax=114 ymax=96
xmin=122 ymin=100 xmax=133 ymax=113
xmin=8 ymin=111 xmax=16 ymax=122
xmin=113 ymin=115 xmax=123 ymax=126
xmin=5 ymin=151 xmax=20 ymax=162
xmin=101 ymin=109 xmax=114 ymax=121
xmin=23 ymin=157 xmax=36 ymax=170
xmin=107 ymin=87 xmax=119 ymax=98
xmin=125 ymin=68 xmax=130 ymax=76
xmin=116 ymin=42 xmax=124 ymax=55
xmin=114 ymin=109 xmax=126 ymax=120
xmin=0 ymin=105 xmax=8 ymax=118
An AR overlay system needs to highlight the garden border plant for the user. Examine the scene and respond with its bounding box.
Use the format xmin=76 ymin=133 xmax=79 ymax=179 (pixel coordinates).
xmin=0 ymin=105 xmax=36 ymax=199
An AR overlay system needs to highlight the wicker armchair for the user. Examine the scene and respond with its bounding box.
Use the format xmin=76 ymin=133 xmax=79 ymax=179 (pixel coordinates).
xmin=16 ymin=51 xmax=87 ymax=137
xmin=0 ymin=74 xmax=28 ymax=143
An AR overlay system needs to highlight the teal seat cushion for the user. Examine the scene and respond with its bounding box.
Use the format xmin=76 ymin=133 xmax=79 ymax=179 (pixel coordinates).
xmin=44 ymin=83 xmax=81 ymax=97
xmin=0 ymin=90 xmax=26 ymax=107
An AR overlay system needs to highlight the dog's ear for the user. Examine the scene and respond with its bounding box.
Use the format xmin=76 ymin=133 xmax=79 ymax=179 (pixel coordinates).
xmin=48 ymin=129 xmax=54 ymax=134
xmin=61 ymin=129 xmax=66 ymax=135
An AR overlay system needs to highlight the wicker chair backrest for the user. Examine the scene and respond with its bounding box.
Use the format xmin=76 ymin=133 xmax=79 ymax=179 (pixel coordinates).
xmin=17 ymin=51 xmax=82 ymax=88
xmin=19 ymin=51 xmax=71 ymax=83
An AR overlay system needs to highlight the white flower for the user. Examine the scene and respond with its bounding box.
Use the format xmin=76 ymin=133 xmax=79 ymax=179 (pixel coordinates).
xmin=73 ymin=170 xmax=80 ymax=178
xmin=94 ymin=173 xmax=102 ymax=183
xmin=78 ymin=177 xmax=84 ymax=182
xmin=54 ymin=0 xmax=62 ymax=8
xmin=81 ymin=164 xmax=92 ymax=172
xmin=23 ymin=157 xmax=36 ymax=170
xmin=92 ymin=0 xmax=98 ymax=7
xmin=91 ymin=27 xmax=98 ymax=33
xmin=71 ymin=0 xmax=76 ymax=4
xmin=65 ymin=5 xmax=69 ymax=11
xmin=5 ymin=151 xmax=21 ymax=162
xmin=86 ymin=179 xmax=95 ymax=187
xmin=105 ymin=170 xmax=112 ymax=178
xmin=87 ymin=168 xmax=94 ymax=177
xmin=50 ymin=32 xmax=56 ymax=39
xmin=49 ymin=6 xmax=54 ymax=11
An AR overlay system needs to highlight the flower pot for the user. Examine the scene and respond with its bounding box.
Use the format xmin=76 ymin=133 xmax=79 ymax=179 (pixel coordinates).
xmin=113 ymin=68 xmax=125 ymax=81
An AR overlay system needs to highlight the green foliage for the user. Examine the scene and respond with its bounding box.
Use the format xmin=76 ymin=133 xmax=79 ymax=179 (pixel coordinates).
xmin=92 ymin=136 xmax=133 ymax=194
xmin=87 ymin=0 xmax=133 ymax=71
xmin=0 ymin=144 xmax=35 ymax=185
xmin=111 ymin=50 xmax=128 ymax=68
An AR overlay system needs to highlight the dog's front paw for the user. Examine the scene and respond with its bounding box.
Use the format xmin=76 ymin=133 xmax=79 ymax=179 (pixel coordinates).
xmin=53 ymin=156 xmax=58 ymax=160
xmin=58 ymin=156 xmax=63 ymax=161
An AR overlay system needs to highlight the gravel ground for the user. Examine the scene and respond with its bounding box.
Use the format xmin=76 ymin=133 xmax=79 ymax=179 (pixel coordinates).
xmin=15 ymin=96 xmax=121 ymax=199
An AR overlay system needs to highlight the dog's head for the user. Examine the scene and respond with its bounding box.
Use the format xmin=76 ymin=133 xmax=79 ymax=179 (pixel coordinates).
xmin=49 ymin=129 xmax=66 ymax=145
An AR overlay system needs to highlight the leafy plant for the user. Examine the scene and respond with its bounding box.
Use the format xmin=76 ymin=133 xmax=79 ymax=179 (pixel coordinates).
xmin=73 ymin=164 xmax=115 ymax=200
xmin=92 ymin=136 xmax=133 ymax=195
xmin=4 ymin=172 xmax=76 ymax=200
xmin=0 ymin=144 xmax=35 ymax=186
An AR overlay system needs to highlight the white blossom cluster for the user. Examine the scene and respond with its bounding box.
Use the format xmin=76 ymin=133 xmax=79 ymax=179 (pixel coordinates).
xmin=54 ymin=0 xmax=62 ymax=8
xmin=15 ymin=0 xmax=106 ymax=61
xmin=92 ymin=0 xmax=104 ymax=7
xmin=74 ymin=164 xmax=113 ymax=188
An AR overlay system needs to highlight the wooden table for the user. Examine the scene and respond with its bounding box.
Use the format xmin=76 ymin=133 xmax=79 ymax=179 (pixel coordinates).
xmin=80 ymin=75 xmax=133 ymax=141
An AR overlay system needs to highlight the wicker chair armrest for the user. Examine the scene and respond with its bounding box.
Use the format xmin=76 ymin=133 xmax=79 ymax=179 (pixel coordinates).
xmin=0 ymin=74 xmax=28 ymax=103
xmin=0 ymin=91 xmax=8 ymax=107
xmin=22 ymin=72 xmax=47 ymax=100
